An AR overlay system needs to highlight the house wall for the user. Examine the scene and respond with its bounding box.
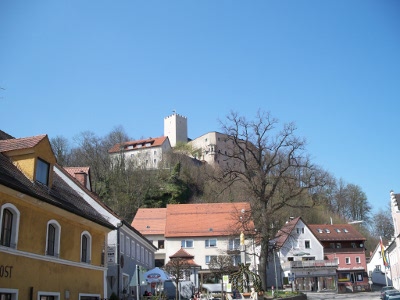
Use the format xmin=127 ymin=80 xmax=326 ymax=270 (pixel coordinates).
xmin=0 ymin=186 xmax=109 ymax=300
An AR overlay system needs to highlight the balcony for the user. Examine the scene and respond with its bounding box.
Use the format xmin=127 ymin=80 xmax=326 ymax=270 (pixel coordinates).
xmin=282 ymin=260 xmax=338 ymax=271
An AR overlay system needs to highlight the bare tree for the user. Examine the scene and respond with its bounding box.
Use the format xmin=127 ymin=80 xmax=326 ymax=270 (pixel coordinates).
xmin=50 ymin=135 xmax=71 ymax=166
xmin=208 ymin=255 xmax=236 ymax=294
xmin=371 ymin=203 xmax=393 ymax=240
xmin=216 ymin=110 xmax=329 ymax=290
xmin=165 ymin=258 xmax=193 ymax=300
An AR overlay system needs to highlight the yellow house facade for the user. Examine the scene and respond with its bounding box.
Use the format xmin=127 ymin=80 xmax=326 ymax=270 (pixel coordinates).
xmin=0 ymin=132 xmax=115 ymax=300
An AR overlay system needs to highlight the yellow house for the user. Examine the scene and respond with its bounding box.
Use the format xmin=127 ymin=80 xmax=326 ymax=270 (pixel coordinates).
xmin=0 ymin=132 xmax=115 ymax=300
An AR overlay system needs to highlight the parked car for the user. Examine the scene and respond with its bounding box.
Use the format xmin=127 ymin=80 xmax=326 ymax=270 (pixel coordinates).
xmin=388 ymin=295 xmax=400 ymax=300
xmin=382 ymin=286 xmax=396 ymax=299
xmin=384 ymin=289 xmax=400 ymax=300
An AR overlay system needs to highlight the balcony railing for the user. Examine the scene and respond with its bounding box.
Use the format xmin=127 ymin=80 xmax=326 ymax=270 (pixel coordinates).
xmin=282 ymin=260 xmax=338 ymax=271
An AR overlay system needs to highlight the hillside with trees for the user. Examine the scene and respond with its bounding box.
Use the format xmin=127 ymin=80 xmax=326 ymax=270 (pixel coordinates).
xmin=50 ymin=112 xmax=393 ymax=283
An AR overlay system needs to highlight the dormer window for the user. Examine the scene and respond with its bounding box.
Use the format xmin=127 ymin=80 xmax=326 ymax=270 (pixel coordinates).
xmin=36 ymin=158 xmax=50 ymax=185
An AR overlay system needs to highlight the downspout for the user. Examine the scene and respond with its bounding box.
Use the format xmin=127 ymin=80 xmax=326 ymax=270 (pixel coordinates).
xmin=117 ymin=222 xmax=123 ymax=299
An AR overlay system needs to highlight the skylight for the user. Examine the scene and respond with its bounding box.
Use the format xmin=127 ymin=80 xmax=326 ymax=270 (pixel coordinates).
xmin=325 ymin=229 xmax=330 ymax=233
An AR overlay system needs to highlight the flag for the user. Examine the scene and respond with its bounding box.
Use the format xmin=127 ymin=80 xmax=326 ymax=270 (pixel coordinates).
xmin=380 ymin=237 xmax=390 ymax=268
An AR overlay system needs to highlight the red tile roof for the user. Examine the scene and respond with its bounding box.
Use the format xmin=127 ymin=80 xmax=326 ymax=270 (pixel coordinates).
xmin=108 ymin=136 xmax=169 ymax=153
xmin=0 ymin=134 xmax=47 ymax=152
xmin=64 ymin=166 xmax=90 ymax=177
xmin=170 ymin=247 xmax=194 ymax=259
xmin=165 ymin=202 xmax=252 ymax=237
xmin=274 ymin=217 xmax=301 ymax=248
xmin=308 ymin=224 xmax=366 ymax=242
xmin=131 ymin=208 xmax=167 ymax=235
xmin=132 ymin=202 xmax=252 ymax=238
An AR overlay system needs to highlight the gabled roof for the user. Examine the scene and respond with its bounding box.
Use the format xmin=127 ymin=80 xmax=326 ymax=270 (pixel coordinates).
xmin=132 ymin=202 xmax=252 ymax=238
xmin=0 ymin=145 xmax=114 ymax=230
xmin=274 ymin=217 xmax=302 ymax=248
xmin=0 ymin=134 xmax=47 ymax=152
xmin=167 ymin=248 xmax=201 ymax=267
xmin=308 ymin=224 xmax=366 ymax=242
xmin=64 ymin=166 xmax=90 ymax=177
xmin=170 ymin=247 xmax=194 ymax=259
xmin=131 ymin=208 xmax=167 ymax=235
xmin=165 ymin=202 xmax=251 ymax=238
xmin=108 ymin=136 xmax=170 ymax=154
xmin=0 ymin=130 xmax=14 ymax=140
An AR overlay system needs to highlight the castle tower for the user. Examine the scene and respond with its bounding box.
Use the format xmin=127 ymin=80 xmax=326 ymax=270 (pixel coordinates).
xmin=164 ymin=112 xmax=188 ymax=147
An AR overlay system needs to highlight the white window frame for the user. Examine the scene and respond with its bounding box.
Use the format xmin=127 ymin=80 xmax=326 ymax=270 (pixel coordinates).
xmin=181 ymin=240 xmax=194 ymax=248
xmin=205 ymin=255 xmax=217 ymax=264
xmin=0 ymin=289 xmax=18 ymax=300
xmin=131 ymin=240 xmax=135 ymax=258
xmin=120 ymin=233 xmax=125 ymax=254
xmin=356 ymin=256 xmax=361 ymax=264
xmin=205 ymin=239 xmax=217 ymax=248
xmin=45 ymin=220 xmax=61 ymax=257
xmin=0 ymin=203 xmax=20 ymax=249
xmin=345 ymin=257 xmax=351 ymax=264
xmin=80 ymin=231 xmax=92 ymax=263
xmin=304 ymin=240 xmax=311 ymax=249
xmin=37 ymin=291 xmax=60 ymax=300
xmin=126 ymin=236 xmax=130 ymax=257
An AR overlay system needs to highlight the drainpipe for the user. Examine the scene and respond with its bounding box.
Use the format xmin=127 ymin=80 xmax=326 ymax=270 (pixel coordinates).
xmin=117 ymin=222 xmax=123 ymax=299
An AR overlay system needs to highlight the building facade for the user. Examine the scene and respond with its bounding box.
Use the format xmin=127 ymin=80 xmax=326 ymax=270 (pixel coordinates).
xmin=0 ymin=133 xmax=115 ymax=300
xmin=273 ymin=217 xmax=336 ymax=292
xmin=132 ymin=202 xmax=257 ymax=289
xmin=108 ymin=136 xmax=171 ymax=169
xmin=164 ymin=113 xmax=188 ymax=148
xmin=56 ymin=166 xmax=157 ymax=300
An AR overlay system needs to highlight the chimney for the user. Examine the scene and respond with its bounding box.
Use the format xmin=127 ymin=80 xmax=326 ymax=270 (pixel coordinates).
xmin=74 ymin=171 xmax=87 ymax=189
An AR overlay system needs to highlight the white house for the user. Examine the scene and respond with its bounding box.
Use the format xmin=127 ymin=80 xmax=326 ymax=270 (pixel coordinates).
xmin=108 ymin=136 xmax=172 ymax=169
xmin=367 ymin=242 xmax=392 ymax=286
xmin=132 ymin=202 xmax=257 ymax=289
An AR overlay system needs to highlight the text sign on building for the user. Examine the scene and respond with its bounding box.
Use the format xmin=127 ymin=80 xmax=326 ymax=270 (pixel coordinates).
xmin=108 ymin=246 xmax=116 ymax=264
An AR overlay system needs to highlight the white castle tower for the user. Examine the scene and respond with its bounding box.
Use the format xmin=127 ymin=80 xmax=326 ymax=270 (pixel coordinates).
xmin=164 ymin=111 xmax=188 ymax=147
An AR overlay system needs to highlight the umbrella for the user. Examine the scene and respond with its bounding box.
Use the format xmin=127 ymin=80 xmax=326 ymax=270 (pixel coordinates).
xmin=143 ymin=267 xmax=171 ymax=283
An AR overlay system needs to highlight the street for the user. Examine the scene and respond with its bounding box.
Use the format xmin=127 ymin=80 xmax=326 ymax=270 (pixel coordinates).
xmin=305 ymin=291 xmax=380 ymax=300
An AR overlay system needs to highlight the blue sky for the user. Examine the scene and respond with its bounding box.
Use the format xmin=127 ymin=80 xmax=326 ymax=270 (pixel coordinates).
xmin=1 ymin=0 xmax=399 ymax=214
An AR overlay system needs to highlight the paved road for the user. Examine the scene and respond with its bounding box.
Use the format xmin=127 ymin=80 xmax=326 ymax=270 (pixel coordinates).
xmin=305 ymin=291 xmax=380 ymax=300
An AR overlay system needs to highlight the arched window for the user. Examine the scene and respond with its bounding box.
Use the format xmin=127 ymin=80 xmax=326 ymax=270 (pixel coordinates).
xmin=81 ymin=231 xmax=92 ymax=263
xmin=46 ymin=220 xmax=61 ymax=257
xmin=0 ymin=203 xmax=20 ymax=249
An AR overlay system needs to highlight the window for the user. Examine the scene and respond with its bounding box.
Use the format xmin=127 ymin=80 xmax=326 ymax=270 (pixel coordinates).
xmin=36 ymin=158 xmax=50 ymax=185
xmin=228 ymin=238 xmax=240 ymax=251
xmin=181 ymin=240 xmax=194 ymax=248
xmin=375 ymin=265 xmax=381 ymax=271
xmin=287 ymin=257 xmax=294 ymax=261
xmin=46 ymin=220 xmax=60 ymax=257
xmin=158 ymin=240 xmax=165 ymax=249
xmin=205 ymin=239 xmax=217 ymax=248
xmin=0 ymin=204 xmax=20 ymax=248
xmin=205 ymin=255 xmax=217 ymax=264
xmin=351 ymin=242 xmax=356 ymax=248
xmin=305 ymin=240 xmax=310 ymax=249
xmin=345 ymin=257 xmax=350 ymax=264
xmin=131 ymin=240 xmax=135 ymax=258
xmin=126 ymin=237 xmax=130 ymax=256
xmin=141 ymin=246 xmax=144 ymax=262
xmin=137 ymin=243 xmax=141 ymax=261
xmin=0 ymin=289 xmax=18 ymax=300
xmin=336 ymin=243 xmax=341 ymax=248
xmin=81 ymin=231 xmax=92 ymax=263
xmin=356 ymin=256 xmax=361 ymax=264
xmin=120 ymin=233 xmax=125 ymax=253
xmin=296 ymin=228 xmax=304 ymax=234
xmin=330 ymin=243 xmax=335 ymax=249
